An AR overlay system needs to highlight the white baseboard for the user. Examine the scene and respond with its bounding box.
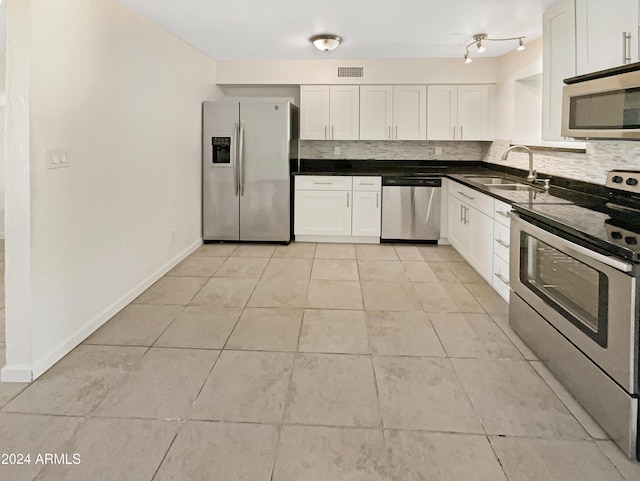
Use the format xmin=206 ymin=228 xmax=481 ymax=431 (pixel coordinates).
xmin=295 ymin=235 xmax=380 ymax=244
xmin=1 ymin=363 xmax=33 ymax=383
xmin=18 ymin=239 xmax=203 ymax=382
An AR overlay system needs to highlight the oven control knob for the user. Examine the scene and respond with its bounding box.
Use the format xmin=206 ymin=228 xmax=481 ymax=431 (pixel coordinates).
xmin=625 ymin=236 xmax=638 ymax=245
xmin=611 ymin=231 xmax=623 ymax=240
xmin=612 ymin=175 xmax=624 ymax=183
xmin=625 ymin=177 xmax=638 ymax=186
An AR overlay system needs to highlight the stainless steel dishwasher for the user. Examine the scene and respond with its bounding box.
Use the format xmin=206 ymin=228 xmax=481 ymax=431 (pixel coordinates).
xmin=381 ymin=176 xmax=441 ymax=241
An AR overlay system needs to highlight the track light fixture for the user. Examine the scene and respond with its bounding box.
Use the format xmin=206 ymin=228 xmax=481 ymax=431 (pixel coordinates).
xmin=463 ymin=33 xmax=526 ymax=63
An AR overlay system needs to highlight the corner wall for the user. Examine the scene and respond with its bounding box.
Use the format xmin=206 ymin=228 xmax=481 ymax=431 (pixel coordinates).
xmin=489 ymin=36 xmax=640 ymax=185
xmin=3 ymin=0 xmax=222 ymax=381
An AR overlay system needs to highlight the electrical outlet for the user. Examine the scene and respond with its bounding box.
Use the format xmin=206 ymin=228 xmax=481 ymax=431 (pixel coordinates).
xmin=334 ymin=146 xmax=341 ymax=155
xmin=435 ymin=146 xmax=443 ymax=156
xmin=46 ymin=149 xmax=70 ymax=169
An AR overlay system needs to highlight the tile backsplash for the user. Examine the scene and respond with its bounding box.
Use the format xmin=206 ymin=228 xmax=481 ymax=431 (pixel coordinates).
xmin=300 ymin=140 xmax=488 ymax=161
xmin=484 ymin=139 xmax=640 ymax=185
xmin=300 ymin=139 xmax=640 ymax=185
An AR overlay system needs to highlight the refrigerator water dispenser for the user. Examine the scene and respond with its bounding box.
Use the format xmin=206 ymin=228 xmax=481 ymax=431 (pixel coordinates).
xmin=211 ymin=137 xmax=231 ymax=164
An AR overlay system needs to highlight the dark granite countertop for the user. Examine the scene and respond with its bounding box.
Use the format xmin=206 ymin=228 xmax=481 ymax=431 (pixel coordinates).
xmin=295 ymin=158 xmax=609 ymax=206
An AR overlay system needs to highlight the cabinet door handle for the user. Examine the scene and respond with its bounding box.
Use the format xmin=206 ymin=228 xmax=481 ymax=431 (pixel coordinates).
xmin=460 ymin=126 xmax=464 ymax=139
xmin=453 ymin=126 xmax=456 ymax=139
xmin=495 ymin=239 xmax=510 ymax=249
xmin=457 ymin=191 xmax=474 ymax=200
xmin=332 ymin=125 xmax=335 ymax=139
xmin=324 ymin=125 xmax=327 ymax=139
xmin=359 ymin=182 xmax=375 ymax=186
xmin=376 ymin=192 xmax=379 ymax=208
xmin=496 ymin=210 xmax=510 ymax=218
xmin=314 ymin=182 xmax=333 ymax=185
xmin=463 ymin=205 xmax=469 ymax=224
xmin=395 ymin=126 xmax=398 ymax=139
xmin=347 ymin=192 xmax=349 ymax=208
xmin=388 ymin=126 xmax=391 ymax=139
xmin=494 ymin=272 xmax=510 ymax=286
xmin=460 ymin=204 xmax=464 ymax=222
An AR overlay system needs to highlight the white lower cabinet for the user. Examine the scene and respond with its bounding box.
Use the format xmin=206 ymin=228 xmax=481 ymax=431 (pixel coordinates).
xmin=493 ymin=255 xmax=510 ymax=300
xmin=466 ymin=206 xmax=494 ymax=282
xmin=294 ymin=190 xmax=352 ymax=236
xmin=448 ymin=181 xmax=512 ymax=301
xmin=492 ymin=199 xmax=512 ymax=302
xmin=294 ymin=175 xmax=381 ymax=243
xmin=448 ymin=188 xmax=493 ymax=282
xmin=352 ymin=190 xmax=381 ymax=236
xmin=447 ymin=195 xmax=468 ymax=255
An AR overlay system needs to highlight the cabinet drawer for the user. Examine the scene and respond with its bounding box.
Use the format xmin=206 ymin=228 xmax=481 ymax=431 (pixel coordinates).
xmin=450 ymin=181 xmax=494 ymax=216
xmin=493 ymin=220 xmax=510 ymax=263
xmin=353 ymin=176 xmax=381 ymax=191
xmin=295 ymin=175 xmax=352 ymax=191
xmin=492 ymin=254 xmax=510 ymax=302
xmin=494 ymin=199 xmax=512 ymax=227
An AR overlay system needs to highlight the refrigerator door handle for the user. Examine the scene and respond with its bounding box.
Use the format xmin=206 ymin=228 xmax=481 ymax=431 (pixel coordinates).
xmin=239 ymin=121 xmax=245 ymax=196
xmin=233 ymin=120 xmax=239 ymax=196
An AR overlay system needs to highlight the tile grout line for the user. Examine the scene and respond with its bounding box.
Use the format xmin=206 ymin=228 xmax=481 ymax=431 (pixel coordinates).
xmin=593 ymin=440 xmax=636 ymax=481
xmin=149 ymin=420 xmax=187 ymax=481
xmin=268 ymin=331 xmax=301 ymax=481
xmin=364 ymin=305 xmax=395 ymax=479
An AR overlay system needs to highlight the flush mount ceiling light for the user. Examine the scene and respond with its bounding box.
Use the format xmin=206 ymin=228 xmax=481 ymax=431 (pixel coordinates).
xmin=464 ymin=33 xmax=526 ymax=63
xmin=310 ymin=34 xmax=343 ymax=52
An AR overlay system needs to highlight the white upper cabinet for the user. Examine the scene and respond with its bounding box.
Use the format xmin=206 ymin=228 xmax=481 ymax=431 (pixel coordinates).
xmin=426 ymin=86 xmax=457 ymax=140
xmin=300 ymin=86 xmax=330 ymax=140
xmin=575 ymin=0 xmax=640 ymax=75
xmin=427 ymin=85 xmax=492 ymax=140
xmin=330 ymin=86 xmax=360 ymax=140
xmin=359 ymin=85 xmax=394 ymax=140
xmin=392 ymin=85 xmax=427 ymax=140
xmin=300 ymin=85 xmax=359 ymax=140
xmin=360 ymin=85 xmax=426 ymax=140
xmin=457 ymin=85 xmax=491 ymax=140
xmin=543 ymin=0 xmax=576 ymax=140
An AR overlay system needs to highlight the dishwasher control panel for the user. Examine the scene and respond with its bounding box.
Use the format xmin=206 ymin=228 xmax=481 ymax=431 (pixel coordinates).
xmin=383 ymin=177 xmax=442 ymax=187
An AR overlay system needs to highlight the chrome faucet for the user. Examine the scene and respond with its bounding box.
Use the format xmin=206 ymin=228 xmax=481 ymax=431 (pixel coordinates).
xmin=501 ymin=145 xmax=536 ymax=182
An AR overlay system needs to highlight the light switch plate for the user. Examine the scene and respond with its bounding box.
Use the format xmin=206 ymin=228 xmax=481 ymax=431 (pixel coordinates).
xmin=46 ymin=149 xmax=69 ymax=169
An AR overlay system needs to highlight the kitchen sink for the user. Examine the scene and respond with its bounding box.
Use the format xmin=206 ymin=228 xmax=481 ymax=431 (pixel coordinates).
xmin=464 ymin=176 xmax=521 ymax=185
xmin=486 ymin=184 xmax=543 ymax=191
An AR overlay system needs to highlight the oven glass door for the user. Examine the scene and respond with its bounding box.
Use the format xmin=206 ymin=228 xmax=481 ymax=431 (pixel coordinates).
xmin=520 ymin=232 xmax=609 ymax=347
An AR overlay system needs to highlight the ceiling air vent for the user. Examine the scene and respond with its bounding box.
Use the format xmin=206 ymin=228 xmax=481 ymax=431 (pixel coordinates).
xmin=337 ymin=67 xmax=364 ymax=79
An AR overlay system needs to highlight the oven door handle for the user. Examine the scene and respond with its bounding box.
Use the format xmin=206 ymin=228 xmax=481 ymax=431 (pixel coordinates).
xmin=509 ymin=212 xmax=633 ymax=273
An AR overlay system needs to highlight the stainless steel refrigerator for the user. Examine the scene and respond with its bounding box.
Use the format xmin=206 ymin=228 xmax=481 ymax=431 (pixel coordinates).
xmin=202 ymin=101 xmax=298 ymax=242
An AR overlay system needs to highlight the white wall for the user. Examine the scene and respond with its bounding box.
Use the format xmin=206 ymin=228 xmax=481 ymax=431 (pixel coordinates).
xmin=220 ymin=86 xmax=300 ymax=106
xmin=217 ymin=58 xmax=499 ymax=85
xmin=0 ymin=52 xmax=5 ymax=239
xmin=494 ymin=38 xmax=543 ymax=140
xmin=3 ymin=0 xmax=221 ymax=381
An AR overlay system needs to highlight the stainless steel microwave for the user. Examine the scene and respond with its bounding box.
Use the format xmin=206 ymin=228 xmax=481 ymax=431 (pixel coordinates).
xmin=562 ymin=64 xmax=640 ymax=140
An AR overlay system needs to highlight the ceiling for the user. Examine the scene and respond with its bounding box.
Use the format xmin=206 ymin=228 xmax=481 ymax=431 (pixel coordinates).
xmin=119 ymin=0 xmax=561 ymax=60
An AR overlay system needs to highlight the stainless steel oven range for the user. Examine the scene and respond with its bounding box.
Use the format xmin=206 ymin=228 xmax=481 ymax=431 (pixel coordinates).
xmin=509 ymin=170 xmax=640 ymax=460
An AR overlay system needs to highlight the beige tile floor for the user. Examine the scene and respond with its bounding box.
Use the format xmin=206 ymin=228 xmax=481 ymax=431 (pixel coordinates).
xmin=1 ymin=241 xmax=639 ymax=481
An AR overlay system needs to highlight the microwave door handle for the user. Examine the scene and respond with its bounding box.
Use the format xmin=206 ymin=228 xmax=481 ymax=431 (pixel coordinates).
xmin=623 ymin=31 xmax=632 ymax=64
